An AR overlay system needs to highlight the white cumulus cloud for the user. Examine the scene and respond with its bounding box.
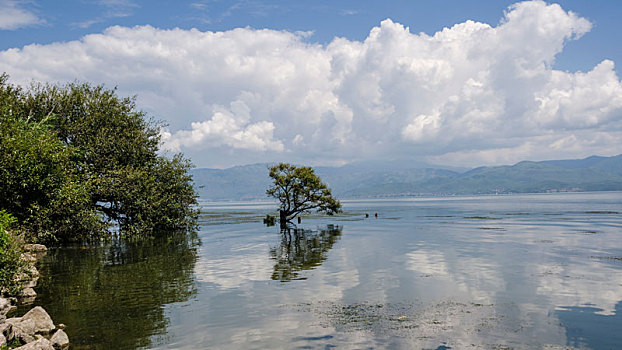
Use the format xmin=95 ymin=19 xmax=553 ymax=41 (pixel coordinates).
xmin=161 ymin=100 xmax=284 ymax=152
xmin=0 ymin=0 xmax=42 ymax=30
xmin=1 ymin=0 xmax=621 ymax=167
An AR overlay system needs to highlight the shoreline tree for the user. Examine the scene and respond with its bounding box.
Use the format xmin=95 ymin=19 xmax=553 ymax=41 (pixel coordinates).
xmin=266 ymin=163 xmax=341 ymax=228
xmin=0 ymin=73 xmax=198 ymax=243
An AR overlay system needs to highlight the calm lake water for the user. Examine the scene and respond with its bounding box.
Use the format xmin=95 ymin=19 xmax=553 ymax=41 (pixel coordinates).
xmin=20 ymin=192 xmax=622 ymax=349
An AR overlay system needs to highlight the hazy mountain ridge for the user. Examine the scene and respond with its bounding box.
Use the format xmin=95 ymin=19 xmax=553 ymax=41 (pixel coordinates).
xmin=190 ymin=154 xmax=622 ymax=200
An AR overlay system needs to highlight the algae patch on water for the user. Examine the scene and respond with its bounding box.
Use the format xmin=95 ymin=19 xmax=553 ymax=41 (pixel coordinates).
xmin=590 ymin=256 xmax=622 ymax=261
xmin=293 ymin=300 xmax=501 ymax=339
xmin=463 ymin=216 xmax=501 ymax=220
xmin=198 ymin=211 xmax=266 ymax=225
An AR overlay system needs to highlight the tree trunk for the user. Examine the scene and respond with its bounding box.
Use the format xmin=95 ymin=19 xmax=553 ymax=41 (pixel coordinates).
xmin=279 ymin=210 xmax=287 ymax=229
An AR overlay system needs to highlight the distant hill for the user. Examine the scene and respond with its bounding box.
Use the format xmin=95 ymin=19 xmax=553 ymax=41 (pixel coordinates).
xmin=190 ymin=154 xmax=622 ymax=200
xmin=191 ymin=163 xmax=273 ymax=201
xmin=541 ymin=154 xmax=622 ymax=175
xmin=415 ymin=160 xmax=622 ymax=195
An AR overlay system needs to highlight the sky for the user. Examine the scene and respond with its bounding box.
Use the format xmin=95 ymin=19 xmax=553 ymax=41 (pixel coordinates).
xmin=1 ymin=0 xmax=621 ymax=169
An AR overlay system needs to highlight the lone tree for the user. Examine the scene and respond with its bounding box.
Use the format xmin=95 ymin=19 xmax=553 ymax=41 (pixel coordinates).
xmin=267 ymin=163 xmax=341 ymax=228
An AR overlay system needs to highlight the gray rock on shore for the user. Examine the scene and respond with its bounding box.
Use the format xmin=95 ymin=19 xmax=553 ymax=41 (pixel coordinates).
xmin=18 ymin=287 xmax=37 ymax=298
xmin=13 ymin=337 xmax=54 ymax=350
xmin=7 ymin=317 xmax=36 ymax=342
xmin=0 ymin=301 xmax=68 ymax=348
xmin=0 ymin=321 xmax=13 ymax=339
xmin=23 ymin=244 xmax=47 ymax=253
xmin=22 ymin=307 xmax=55 ymax=334
xmin=0 ymin=297 xmax=10 ymax=316
xmin=50 ymin=329 xmax=69 ymax=349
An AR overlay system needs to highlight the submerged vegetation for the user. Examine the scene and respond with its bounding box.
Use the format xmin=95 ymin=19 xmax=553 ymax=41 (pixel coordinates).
xmin=0 ymin=73 xmax=198 ymax=244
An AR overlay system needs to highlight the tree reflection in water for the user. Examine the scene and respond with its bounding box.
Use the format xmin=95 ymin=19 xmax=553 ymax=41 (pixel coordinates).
xmin=270 ymin=225 xmax=342 ymax=282
xmin=21 ymin=232 xmax=199 ymax=350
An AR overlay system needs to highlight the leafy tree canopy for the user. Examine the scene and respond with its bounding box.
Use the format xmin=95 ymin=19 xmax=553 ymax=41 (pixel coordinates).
xmin=267 ymin=163 xmax=341 ymax=226
xmin=0 ymin=73 xmax=198 ymax=243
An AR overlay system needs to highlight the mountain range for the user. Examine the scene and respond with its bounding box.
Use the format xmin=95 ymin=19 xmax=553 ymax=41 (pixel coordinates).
xmin=190 ymin=154 xmax=622 ymax=201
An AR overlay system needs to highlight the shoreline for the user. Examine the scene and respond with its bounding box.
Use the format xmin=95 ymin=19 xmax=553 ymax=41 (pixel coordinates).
xmin=1 ymin=244 xmax=69 ymax=350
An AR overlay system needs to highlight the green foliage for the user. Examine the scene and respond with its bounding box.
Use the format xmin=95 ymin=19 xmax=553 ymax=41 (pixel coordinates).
xmin=0 ymin=106 xmax=102 ymax=242
xmin=95 ymin=155 xmax=199 ymax=237
xmin=0 ymin=73 xmax=198 ymax=242
xmin=0 ymin=210 xmax=25 ymax=294
xmin=1 ymin=337 xmax=24 ymax=350
xmin=267 ymin=163 xmax=341 ymax=222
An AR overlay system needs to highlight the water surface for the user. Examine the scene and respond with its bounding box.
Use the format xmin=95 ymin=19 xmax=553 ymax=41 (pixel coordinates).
xmin=25 ymin=192 xmax=622 ymax=349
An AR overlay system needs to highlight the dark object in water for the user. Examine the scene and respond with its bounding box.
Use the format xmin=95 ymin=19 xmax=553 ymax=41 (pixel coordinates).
xmin=297 ymin=217 xmax=301 ymax=224
xmin=264 ymin=215 xmax=276 ymax=226
xmin=375 ymin=213 xmax=378 ymax=218
xmin=365 ymin=213 xmax=369 ymax=218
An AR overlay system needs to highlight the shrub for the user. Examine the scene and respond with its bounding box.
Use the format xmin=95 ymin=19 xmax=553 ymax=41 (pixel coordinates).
xmin=0 ymin=210 xmax=25 ymax=295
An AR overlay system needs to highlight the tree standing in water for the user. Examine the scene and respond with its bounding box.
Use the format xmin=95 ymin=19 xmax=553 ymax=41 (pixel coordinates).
xmin=267 ymin=163 xmax=341 ymax=228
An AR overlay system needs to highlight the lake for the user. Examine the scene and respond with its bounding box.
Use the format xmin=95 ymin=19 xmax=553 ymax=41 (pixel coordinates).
xmin=20 ymin=192 xmax=622 ymax=349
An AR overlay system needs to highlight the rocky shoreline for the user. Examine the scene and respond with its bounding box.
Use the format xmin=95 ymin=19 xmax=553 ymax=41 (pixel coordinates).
xmin=0 ymin=244 xmax=69 ymax=349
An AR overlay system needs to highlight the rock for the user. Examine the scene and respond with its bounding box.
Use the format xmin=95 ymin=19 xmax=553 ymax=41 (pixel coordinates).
xmin=15 ymin=330 xmax=35 ymax=344
xmin=15 ymin=266 xmax=39 ymax=283
xmin=16 ymin=266 xmax=40 ymax=281
xmin=22 ymin=245 xmax=47 ymax=264
xmin=21 ymin=307 xmax=55 ymax=334
xmin=56 ymin=324 xmax=66 ymax=330
xmin=0 ymin=297 xmax=10 ymax=315
xmin=23 ymin=244 xmax=47 ymax=253
xmin=6 ymin=305 xmax=17 ymax=315
xmin=50 ymin=329 xmax=69 ymax=349
xmin=17 ymin=286 xmax=38 ymax=306
xmin=0 ymin=322 xmax=14 ymax=341
xmin=19 ymin=296 xmax=37 ymax=306
xmin=19 ymin=287 xmax=37 ymax=298
xmin=27 ymin=266 xmax=40 ymax=278
xmin=20 ymin=252 xmax=38 ymax=263
xmin=14 ymin=337 xmax=54 ymax=350
xmin=0 ymin=334 xmax=6 ymax=347
xmin=7 ymin=317 xmax=37 ymax=337
xmin=5 ymin=317 xmax=20 ymax=324
xmin=23 ymin=277 xmax=39 ymax=289
xmin=0 ymin=297 xmax=13 ymax=318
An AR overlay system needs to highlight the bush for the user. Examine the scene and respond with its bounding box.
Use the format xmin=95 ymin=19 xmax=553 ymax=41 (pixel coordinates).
xmin=0 ymin=210 xmax=25 ymax=295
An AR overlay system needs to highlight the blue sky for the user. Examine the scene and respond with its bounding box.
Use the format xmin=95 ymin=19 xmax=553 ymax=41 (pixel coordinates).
xmin=1 ymin=1 xmax=621 ymax=168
